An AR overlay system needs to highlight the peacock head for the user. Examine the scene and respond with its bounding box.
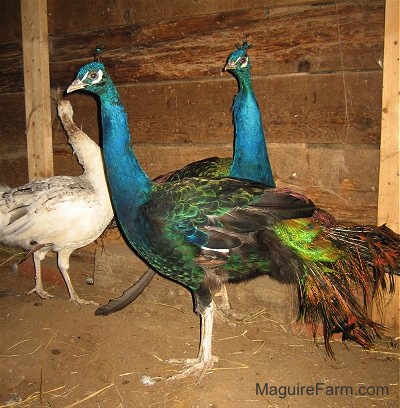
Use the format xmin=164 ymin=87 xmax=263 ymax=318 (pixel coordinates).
xmin=224 ymin=41 xmax=252 ymax=74
xmin=67 ymin=62 xmax=111 ymax=96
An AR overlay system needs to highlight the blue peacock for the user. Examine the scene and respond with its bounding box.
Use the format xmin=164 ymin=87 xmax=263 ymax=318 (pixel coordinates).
xmin=96 ymin=41 xmax=279 ymax=314
xmin=67 ymin=61 xmax=400 ymax=381
xmin=155 ymin=41 xmax=275 ymax=186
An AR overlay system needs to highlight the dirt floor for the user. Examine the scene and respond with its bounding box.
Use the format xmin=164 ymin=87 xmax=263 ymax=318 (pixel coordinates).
xmin=0 ymin=239 xmax=399 ymax=408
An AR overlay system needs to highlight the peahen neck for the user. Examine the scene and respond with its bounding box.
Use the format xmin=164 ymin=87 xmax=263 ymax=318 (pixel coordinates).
xmin=229 ymin=69 xmax=275 ymax=187
xmin=98 ymin=85 xmax=152 ymax=218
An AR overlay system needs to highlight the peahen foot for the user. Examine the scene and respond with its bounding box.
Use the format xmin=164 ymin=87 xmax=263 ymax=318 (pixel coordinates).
xmin=27 ymin=287 xmax=54 ymax=299
xmin=69 ymin=294 xmax=98 ymax=306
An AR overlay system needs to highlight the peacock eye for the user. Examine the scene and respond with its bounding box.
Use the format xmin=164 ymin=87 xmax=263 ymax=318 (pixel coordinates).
xmin=89 ymin=72 xmax=99 ymax=80
xmin=240 ymin=57 xmax=247 ymax=65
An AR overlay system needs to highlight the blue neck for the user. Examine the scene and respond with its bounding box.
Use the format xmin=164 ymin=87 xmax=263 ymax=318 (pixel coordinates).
xmin=99 ymin=89 xmax=152 ymax=219
xmin=229 ymin=70 xmax=275 ymax=187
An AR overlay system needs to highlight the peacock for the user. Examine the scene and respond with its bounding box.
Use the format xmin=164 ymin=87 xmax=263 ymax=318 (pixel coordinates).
xmin=96 ymin=41 xmax=279 ymax=315
xmin=0 ymin=100 xmax=114 ymax=305
xmin=67 ymin=61 xmax=400 ymax=381
xmin=154 ymin=41 xmax=275 ymax=185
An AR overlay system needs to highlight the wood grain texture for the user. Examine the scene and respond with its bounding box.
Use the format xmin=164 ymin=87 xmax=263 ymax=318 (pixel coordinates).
xmin=375 ymin=0 xmax=399 ymax=336
xmin=377 ymin=0 xmax=399 ymax=232
xmin=46 ymin=71 xmax=382 ymax=147
xmin=0 ymin=93 xmax=26 ymax=145
xmin=0 ymin=42 xmax=23 ymax=92
xmin=0 ymin=145 xmax=28 ymax=187
xmin=21 ymin=0 xmax=54 ymax=180
xmin=0 ymin=0 xmax=385 ymax=228
xmin=3 ymin=71 xmax=383 ymax=150
xmin=47 ymin=0 xmax=336 ymax=34
xmin=0 ymin=1 xmax=21 ymax=43
xmin=0 ymin=1 xmax=384 ymax=92
xmin=49 ymin=1 xmax=384 ymax=87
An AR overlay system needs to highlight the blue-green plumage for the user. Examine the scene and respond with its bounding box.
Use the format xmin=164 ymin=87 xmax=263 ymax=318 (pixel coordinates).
xmin=154 ymin=42 xmax=275 ymax=186
xmin=102 ymin=42 xmax=276 ymax=306
xmin=67 ymin=61 xmax=400 ymax=380
xmin=137 ymin=177 xmax=314 ymax=291
xmin=225 ymin=42 xmax=275 ymax=186
xmin=67 ymin=63 xmax=303 ymax=287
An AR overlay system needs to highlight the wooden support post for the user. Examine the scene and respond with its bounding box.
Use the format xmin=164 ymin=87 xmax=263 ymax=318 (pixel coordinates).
xmin=21 ymin=0 xmax=53 ymax=181
xmin=376 ymin=0 xmax=399 ymax=336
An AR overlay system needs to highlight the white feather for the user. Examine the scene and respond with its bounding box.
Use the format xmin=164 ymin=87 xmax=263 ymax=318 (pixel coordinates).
xmin=0 ymin=100 xmax=114 ymax=305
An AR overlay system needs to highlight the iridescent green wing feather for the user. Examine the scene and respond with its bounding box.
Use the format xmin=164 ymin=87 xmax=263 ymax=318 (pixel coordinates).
xmin=153 ymin=157 xmax=232 ymax=183
xmin=144 ymin=178 xmax=315 ymax=249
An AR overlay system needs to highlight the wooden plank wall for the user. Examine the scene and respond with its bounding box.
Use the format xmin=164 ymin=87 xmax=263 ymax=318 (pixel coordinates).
xmin=21 ymin=0 xmax=54 ymax=181
xmin=376 ymin=0 xmax=399 ymax=336
xmin=0 ymin=0 xmax=385 ymax=225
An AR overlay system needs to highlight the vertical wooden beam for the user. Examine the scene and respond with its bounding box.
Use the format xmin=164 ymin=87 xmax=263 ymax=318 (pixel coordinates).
xmin=376 ymin=0 xmax=399 ymax=336
xmin=21 ymin=0 xmax=53 ymax=180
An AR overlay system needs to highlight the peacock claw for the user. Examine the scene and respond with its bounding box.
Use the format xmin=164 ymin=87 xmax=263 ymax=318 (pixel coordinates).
xmin=166 ymin=355 xmax=219 ymax=381
xmin=27 ymin=287 xmax=54 ymax=299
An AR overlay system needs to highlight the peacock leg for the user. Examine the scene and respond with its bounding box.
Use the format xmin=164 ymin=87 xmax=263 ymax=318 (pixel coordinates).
xmin=27 ymin=248 xmax=54 ymax=299
xmin=167 ymin=301 xmax=218 ymax=381
xmin=57 ymin=250 xmax=98 ymax=305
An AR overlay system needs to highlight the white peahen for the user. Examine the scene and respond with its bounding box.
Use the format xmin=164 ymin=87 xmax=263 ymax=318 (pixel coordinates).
xmin=0 ymin=100 xmax=114 ymax=304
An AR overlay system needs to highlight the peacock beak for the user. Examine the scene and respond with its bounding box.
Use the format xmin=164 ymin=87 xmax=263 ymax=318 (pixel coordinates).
xmin=224 ymin=61 xmax=236 ymax=71
xmin=67 ymin=79 xmax=87 ymax=93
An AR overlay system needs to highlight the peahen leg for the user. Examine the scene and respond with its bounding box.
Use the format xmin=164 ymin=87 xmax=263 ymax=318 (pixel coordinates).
xmin=57 ymin=249 xmax=98 ymax=306
xmin=27 ymin=248 xmax=54 ymax=299
xmin=167 ymin=300 xmax=218 ymax=381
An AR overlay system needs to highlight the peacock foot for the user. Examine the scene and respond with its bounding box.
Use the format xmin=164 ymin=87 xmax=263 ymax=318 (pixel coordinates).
xmin=27 ymin=287 xmax=54 ymax=299
xmin=69 ymin=296 xmax=98 ymax=306
xmin=166 ymin=355 xmax=219 ymax=382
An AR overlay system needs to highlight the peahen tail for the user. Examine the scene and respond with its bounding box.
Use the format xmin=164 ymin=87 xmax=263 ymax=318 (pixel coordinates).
xmin=272 ymin=221 xmax=399 ymax=356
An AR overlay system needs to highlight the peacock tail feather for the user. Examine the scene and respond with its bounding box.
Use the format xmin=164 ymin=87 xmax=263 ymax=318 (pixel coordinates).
xmin=292 ymin=223 xmax=399 ymax=355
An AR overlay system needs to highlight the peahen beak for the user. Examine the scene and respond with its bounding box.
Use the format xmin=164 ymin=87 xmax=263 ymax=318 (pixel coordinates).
xmin=67 ymin=79 xmax=87 ymax=93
